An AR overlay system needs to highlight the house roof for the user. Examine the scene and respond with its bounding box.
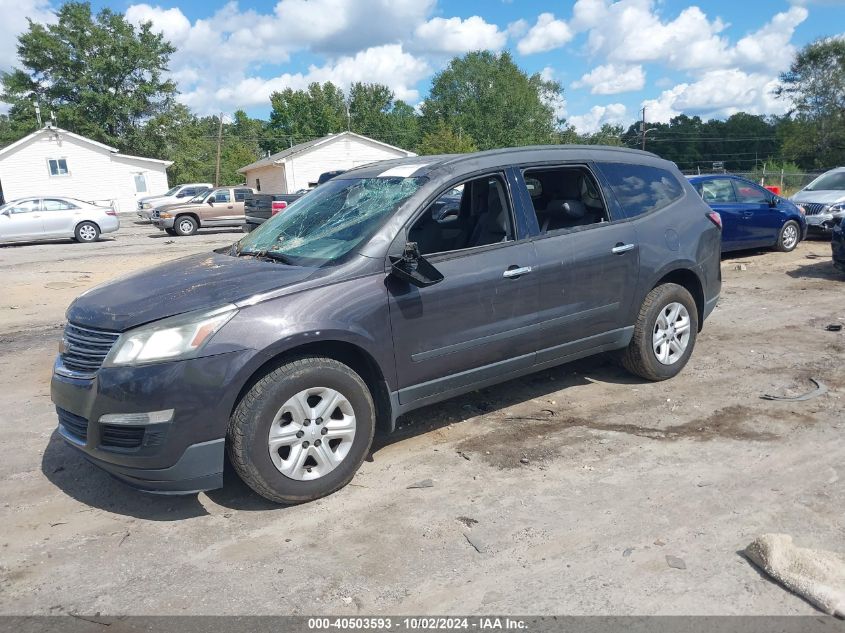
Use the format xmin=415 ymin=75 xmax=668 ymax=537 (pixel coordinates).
xmin=0 ymin=125 xmax=172 ymax=167
xmin=238 ymin=131 xmax=415 ymax=173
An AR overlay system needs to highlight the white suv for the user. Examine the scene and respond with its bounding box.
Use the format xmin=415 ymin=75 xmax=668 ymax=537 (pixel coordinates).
xmin=137 ymin=183 xmax=213 ymax=219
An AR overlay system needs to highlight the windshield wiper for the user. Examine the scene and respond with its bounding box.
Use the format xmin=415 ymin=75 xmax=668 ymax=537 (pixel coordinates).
xmin=238 ymin=249 xmax=294 ymax=265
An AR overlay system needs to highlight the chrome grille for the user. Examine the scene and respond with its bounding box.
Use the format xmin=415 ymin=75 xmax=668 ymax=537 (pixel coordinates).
xmin=802 ymin=203 xmax=828 ymax=216
xmin=60 ymin=323 xmax=120 ymax=377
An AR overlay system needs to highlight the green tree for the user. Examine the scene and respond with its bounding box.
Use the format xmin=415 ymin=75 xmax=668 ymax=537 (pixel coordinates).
xmin=416 ymin=120 xmax=477 ymax=155
xmin=775 ymin=37 xmax=845 ymax=168
xmin=347 ymin=82 xmax=419 ymax=149
xmin=421 ymin=51 xmax=562 ymax=150
xmin=266 ymin=82 xmax=347 ymax=152
xmin=1 ymin=1 xmax=177 ymax=153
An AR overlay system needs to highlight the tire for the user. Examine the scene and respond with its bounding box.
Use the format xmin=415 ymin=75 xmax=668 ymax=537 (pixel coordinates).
xmin=74 ymin=221 xmax=100 ymax=243
xmin=776 ymin=220 xmax=800 ymax=252
xmin=174 ymin=215 xmax=198 ymax=236
xmin=622 ymin=283 xmax=699 ymax=381
xmin=227 ymin=357 xmax=376 ymax=504
xmin=164 ymin=227 xmax=177 ymax=236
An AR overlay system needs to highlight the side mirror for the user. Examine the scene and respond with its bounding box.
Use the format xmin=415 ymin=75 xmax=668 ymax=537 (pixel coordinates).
xmin=390 ymin=242 xmax=444 ymax=288
xmin=769 ymin=197 xmax=779 ymax=208
xmin=207 ymin=199 xmax=214 ymax=206
xmin=0 ymin=209 xmax=10 ymax=217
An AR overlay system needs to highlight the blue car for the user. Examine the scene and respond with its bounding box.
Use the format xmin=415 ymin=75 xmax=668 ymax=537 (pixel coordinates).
xmin=688 ymin=174 xmax=807 ymax=253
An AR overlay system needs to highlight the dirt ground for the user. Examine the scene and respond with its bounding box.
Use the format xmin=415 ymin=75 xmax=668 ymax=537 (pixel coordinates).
xmin=0 ymin=216 xmax=843 ymax=616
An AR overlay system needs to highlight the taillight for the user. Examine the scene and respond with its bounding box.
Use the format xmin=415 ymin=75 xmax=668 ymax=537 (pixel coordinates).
xmin=271 ymin=201 xmax=288 ymax=216
xmin=706 ymin=211 xmax=722 ymax=229
xmin=106 ymin=207 xmax=117 ymax=216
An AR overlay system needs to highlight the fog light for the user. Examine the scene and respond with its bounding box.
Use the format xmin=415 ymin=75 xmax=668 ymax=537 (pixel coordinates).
xmin=99 ymin=410 xmax=174 ymax=425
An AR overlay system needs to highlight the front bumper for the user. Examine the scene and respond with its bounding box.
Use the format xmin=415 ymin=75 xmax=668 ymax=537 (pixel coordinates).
xmin=50 ymin=349 xmax=253 ymax=494
xmin=152 ymin=217 xmax=175 ymax=230
xmin=806 ymin=214 xmax=841 ymax=234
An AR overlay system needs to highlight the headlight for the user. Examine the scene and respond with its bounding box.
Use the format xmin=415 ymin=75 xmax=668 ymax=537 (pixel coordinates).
xmin=829 ymin=202 xmax=845 ymax=215
xmin=104 ymin=305 xmax=237 ymax=366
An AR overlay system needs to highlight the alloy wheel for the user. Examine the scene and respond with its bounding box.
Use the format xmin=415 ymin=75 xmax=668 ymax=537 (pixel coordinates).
xmin=652 ymin=302 xmax=691 ymax=365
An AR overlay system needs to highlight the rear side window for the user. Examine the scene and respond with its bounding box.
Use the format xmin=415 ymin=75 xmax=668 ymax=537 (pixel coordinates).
xmin=597 ymin=163 xmax=684 ymax=219
xmin=43 ymin=198 xmax=78 ymax=211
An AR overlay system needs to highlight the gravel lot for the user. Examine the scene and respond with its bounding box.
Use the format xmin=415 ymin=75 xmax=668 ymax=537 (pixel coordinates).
xmin=0 ymin=215 xmax=843 ymax=615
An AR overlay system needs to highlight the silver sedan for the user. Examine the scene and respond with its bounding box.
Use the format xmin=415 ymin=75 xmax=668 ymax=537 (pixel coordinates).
xmin=0 ymin=197 xmax=120 ymax=244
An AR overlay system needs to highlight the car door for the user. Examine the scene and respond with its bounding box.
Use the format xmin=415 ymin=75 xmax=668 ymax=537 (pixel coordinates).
xmin=731 ymin=180 xmax=782 ymax=247
xmin=516 ymin=164 xmax=639 ymax=363
xmin=205 ymin=189 xmax=234 ymax=225
xmin=41 ymin=198 xmax=79 ymax=236
xmin=696 ymin=178 xmax=747 ymax=250
xmin=0 ymin=199 xmax=43 ymax=240
xmin=387 ymin=173 xmax=539 ymax=405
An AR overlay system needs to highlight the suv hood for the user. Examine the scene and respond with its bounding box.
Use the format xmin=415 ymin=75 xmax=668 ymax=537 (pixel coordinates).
xmin=791 ymin=190 xmax=845 ymax=205
xmin=67 ymin=252 xmax=316 ymax=331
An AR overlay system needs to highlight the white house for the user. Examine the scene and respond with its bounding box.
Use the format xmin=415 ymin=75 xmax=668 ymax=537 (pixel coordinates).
xmin=0 ymin=125 xmax=172 ymax=213
xmin=238 ymin=131 xmax=416 ymax=193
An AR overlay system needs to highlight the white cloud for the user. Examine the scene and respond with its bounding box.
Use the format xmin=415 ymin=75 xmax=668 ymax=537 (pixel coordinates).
xmin=189 ymin=44 xmax=431 ymax=112
xmin=568 ymin=103 xmax=628 ymax=133
xmin=412 ymin=16 xmax=507 ymax=54
xmin=517 ymin=13 xmax=574 ymax=55
xmin=642 ymin=69 xmax=788 ymax=123
xmin=0 ymin=0 xmax=56 ymax=71
xmin=573 ymin=63 xmax=645 ymax=95
xmin=733 ymin=5 xmax=808 ymax=71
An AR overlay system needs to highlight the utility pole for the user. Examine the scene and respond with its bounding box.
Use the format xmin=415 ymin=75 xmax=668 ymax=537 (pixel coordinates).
xmin=639 ymin=106 xmax=656 ymax=151
xmin=214 ymin=113 xmax=223 ymax=187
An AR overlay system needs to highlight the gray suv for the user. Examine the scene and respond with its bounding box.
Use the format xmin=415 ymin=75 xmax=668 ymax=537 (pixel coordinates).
xmin=51 ymin=146 xmax=722 ymax=504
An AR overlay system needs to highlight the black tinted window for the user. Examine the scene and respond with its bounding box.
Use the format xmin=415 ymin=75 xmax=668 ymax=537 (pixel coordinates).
xmin=597 ymin=163 xmax=684 ymax=218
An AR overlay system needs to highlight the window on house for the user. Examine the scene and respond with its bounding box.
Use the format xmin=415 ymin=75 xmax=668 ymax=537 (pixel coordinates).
xmin=48 ymin=159 xmax=69 ymax=177
xmin=255 ymin=178 xmax=261 ymax=192
xmin=134 ymin=174 xmax=148 ymax=193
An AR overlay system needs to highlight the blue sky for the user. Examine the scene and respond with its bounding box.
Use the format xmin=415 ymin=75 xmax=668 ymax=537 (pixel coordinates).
xmin=2 ymin=0 xmax=844 ymax=131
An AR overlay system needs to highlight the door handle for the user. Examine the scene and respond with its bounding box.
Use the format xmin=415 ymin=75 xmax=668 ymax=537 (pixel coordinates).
xmin=742 ymin=211 xmax=754 ymax=217
xmin=503 ymin=266 xmax=532 ymax=278
xmin=611 ymin=243 xmax=636 ymax=254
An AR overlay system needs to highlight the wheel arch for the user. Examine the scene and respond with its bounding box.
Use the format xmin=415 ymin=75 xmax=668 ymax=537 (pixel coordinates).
xmin=650 ymin=267 xmax=705 ymax=331
xmin=175 ymin=212 xmax=200 ymax=227
xmin=229 ymin=339 xmax=393 ymax=436
xmin=75 ymin=219 xmax=101 ymax=233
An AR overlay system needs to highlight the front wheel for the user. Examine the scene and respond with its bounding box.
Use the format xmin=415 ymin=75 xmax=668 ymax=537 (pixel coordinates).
xmin=174 ymin=215 xmax=198 ymax=236
xmin=227 ymin=357 xmax=376 ymax=504
xmin=74 ymin=221 xmax=100 ymax=243
xmin=776 ymin=220 xmax=800 ymax=252
xmin=622 ymin=283 xmax=699 ymax=381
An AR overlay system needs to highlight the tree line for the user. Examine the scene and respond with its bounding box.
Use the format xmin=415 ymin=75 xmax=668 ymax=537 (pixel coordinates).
xmin=1 ymin=2 xmax=843 ymax=186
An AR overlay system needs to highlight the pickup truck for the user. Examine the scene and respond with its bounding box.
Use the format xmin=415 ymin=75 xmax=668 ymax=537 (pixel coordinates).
xmin=243 ymin=193 xmax=303 ymax=233
xmin=243 ymin=170 xmax=345 ymax=233
xmin=151 ymin=186 xmax=254 ymax=236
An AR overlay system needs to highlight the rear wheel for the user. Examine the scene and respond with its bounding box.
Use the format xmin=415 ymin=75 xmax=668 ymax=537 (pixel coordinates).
xmin=227 ymin=357 xmax=375 ymax=504
xmin=622 ymin=283 xmax=698 ymax=381
xmin=776 ymin=220 xmax=800 ymax=252
xmin=74 ymin=221 xmax=100 ymax=243
xmin=174 ymin=215 xmax=198 ymax=236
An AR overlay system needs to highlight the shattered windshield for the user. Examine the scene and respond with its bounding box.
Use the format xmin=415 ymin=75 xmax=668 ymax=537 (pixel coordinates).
xmin=236 ymin=176 xmax=425 ymax=265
